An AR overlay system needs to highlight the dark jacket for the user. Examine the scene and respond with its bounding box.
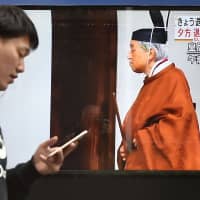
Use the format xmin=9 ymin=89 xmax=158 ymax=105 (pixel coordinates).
xmin=0 ymin=129 xmax=41 ymax=200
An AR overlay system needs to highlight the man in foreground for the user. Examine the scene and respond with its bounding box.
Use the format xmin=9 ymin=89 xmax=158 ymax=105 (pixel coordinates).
xmin=0 ymin=5 xmax=77 ymax=200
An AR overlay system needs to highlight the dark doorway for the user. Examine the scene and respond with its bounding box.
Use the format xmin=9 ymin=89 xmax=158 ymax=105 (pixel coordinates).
xmin=51 ymin=7 xmax=117 ymax=170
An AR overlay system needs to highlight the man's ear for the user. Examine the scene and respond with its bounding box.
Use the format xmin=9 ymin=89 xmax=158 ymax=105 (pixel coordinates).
xmin=149 ymin=48 xmax=156 ymax=62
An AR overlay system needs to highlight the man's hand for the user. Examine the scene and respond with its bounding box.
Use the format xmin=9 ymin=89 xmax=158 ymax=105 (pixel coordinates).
xmin=119 ymin=144 xmax=127 ymax=161
xmin=32 ymin=136 xmax=78 ymax=175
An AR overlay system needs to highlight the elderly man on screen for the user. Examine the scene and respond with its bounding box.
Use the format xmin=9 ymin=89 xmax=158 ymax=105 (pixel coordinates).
xmin=118 ymin=10 xmax=200 ymax=170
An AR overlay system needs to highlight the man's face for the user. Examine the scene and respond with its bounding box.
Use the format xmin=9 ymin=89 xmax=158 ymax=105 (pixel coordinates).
xmin=128 ymin=40 xmax=149 ymax=73
xmin=0 ymin=36 xmax=30 ymax=90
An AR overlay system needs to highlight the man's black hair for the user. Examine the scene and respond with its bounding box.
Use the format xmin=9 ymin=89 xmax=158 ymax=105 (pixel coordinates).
xmin=0 ymin=6 xmax=39 ymax=50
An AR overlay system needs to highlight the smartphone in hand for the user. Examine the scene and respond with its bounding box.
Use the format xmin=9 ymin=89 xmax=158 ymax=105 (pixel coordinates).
xmin=48 ymin=130 xmax=88 ymax=157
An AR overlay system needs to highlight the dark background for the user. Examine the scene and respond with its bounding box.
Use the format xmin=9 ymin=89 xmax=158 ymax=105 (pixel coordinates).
xmin=50 ymin=7 xmax=117 ymax=170
xmin=28 ymin=171 xmax=200 ymax=200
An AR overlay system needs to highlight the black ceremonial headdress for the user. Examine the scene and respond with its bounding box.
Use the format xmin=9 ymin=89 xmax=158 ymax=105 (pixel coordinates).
xmin=131 ymin=10 xmax=169 ymax=44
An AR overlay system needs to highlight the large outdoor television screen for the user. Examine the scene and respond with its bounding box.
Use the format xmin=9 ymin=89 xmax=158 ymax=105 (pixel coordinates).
xmin=1 ymin=6 xmax=200 ymax=170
